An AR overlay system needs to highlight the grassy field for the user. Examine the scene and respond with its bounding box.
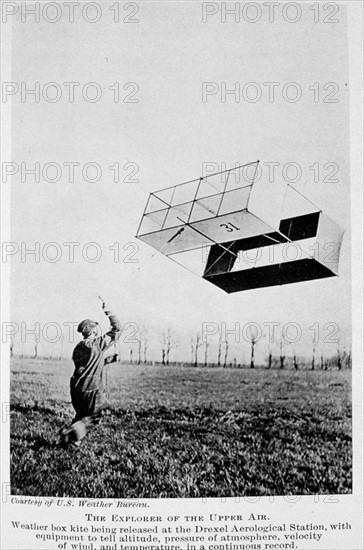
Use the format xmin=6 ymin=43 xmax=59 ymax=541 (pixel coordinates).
xmin=10 ymin=357 xmax=352 ymax=498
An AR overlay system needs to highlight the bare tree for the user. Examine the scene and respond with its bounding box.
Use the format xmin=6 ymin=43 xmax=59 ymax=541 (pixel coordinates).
xmin=217 ymin=335 xmax=222 ymax=367
xmin=223 ymin=339 xmax=229 ymax=368
xmin=250 ymin=338 xmax=256 ymax=369
xmin=159 ymin=329 xmax=177 ymax=366
xmin=129 ymin=347 xmax=133 ymax=364
xmin=265 ymin=335 xmax=273 ymax=369
xmin=10 ymin=336 xmax=14 ymax=358
xmin=138 ymin=324 xmax=149 ymax=364
xmin=135 ymin=325 xmax=147 ymax=365
xmin=245 ymin=327 xmax=259 ymax=369
xmin=143 ymin=333 xmax=148 ymax=363
xmin=267 ymin=350 xmax=272 ymax=369
xmin=204 ymin=339 xmax=209 ymax=367
xmin=59 ymin=336 xmax=64 ymax=361
xmin=33 ymin=341 xmax=39 ymax=359
xmin=191 ymin=332 xmax=203 ymax=367
xmin=165 ymin=329 xmax=178 ymax=365
xmin=260 ymin=328 xmax=271 ymax=369
xmin=337 ymin=347 xmax=342 ymax=370
xmin=165 ymin=331 xmax=171 ymax=365
xmin=195 ymin=333 xmax=202 ymax=367
xmin=137 ymin=337 xmax=142 ymax=365
xmin=279 ymin=339 xmax=285 ymax=369
xmin=320 ymin=353 xmax=324 ymax=370
xmin=160 ymin=333 xmax=166 ymax=365
xmin=293 ymin=353 xmax=299 ymax=370
xmin=240 ymin=342 xmax=246 ymax=368
xmin=311 ymin=340 xmax=315 ymax=370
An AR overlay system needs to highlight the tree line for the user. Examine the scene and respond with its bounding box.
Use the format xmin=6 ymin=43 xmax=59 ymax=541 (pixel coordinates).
xmin=9 ymin=326 xmax=352 ymax=371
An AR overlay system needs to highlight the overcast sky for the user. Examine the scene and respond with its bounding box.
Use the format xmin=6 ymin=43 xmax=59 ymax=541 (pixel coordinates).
xmin=8 ymin=2 xmax=350 ymax=360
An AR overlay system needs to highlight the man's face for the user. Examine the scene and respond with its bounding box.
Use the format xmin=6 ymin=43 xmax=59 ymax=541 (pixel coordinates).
xmin=83 ymin=327 xmax=98 ymax=339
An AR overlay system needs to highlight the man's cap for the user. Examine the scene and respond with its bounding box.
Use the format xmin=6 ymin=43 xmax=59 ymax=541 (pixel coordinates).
xmin=77 ymin=319 xmax=98 ymax=334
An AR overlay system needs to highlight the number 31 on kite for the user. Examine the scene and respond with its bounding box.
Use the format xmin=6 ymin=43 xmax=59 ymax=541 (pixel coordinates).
xmin=136 ymin=161 xmax=344 ymax=293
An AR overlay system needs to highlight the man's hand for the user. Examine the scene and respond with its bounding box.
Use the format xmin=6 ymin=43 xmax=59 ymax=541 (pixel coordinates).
xmin=104 ymin=353 xmax=119 ymax=365
xmin=98 ymin=295 xmax=110 ymax=313
xmin=98 ymin=295 xmax=105 ymax=308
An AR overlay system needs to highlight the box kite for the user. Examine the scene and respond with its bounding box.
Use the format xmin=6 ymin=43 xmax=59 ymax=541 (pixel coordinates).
xmin=136 ymin=161 xmax=344 ymax=293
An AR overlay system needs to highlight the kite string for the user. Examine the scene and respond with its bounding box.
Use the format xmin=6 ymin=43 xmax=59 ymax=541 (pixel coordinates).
xmin=287 ymin=184 xmax=322 ymax=212
xmin=131 ymin=238 xmax=172 ymax=276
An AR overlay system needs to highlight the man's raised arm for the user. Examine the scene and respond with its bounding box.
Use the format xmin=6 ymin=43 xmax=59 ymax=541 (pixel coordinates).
xmin=99 ymin=298 xmax=122 ymax=350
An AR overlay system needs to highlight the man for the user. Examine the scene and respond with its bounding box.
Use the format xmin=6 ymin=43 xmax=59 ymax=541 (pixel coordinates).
xmin=60 ymin=298 xmax=121 ymax=448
